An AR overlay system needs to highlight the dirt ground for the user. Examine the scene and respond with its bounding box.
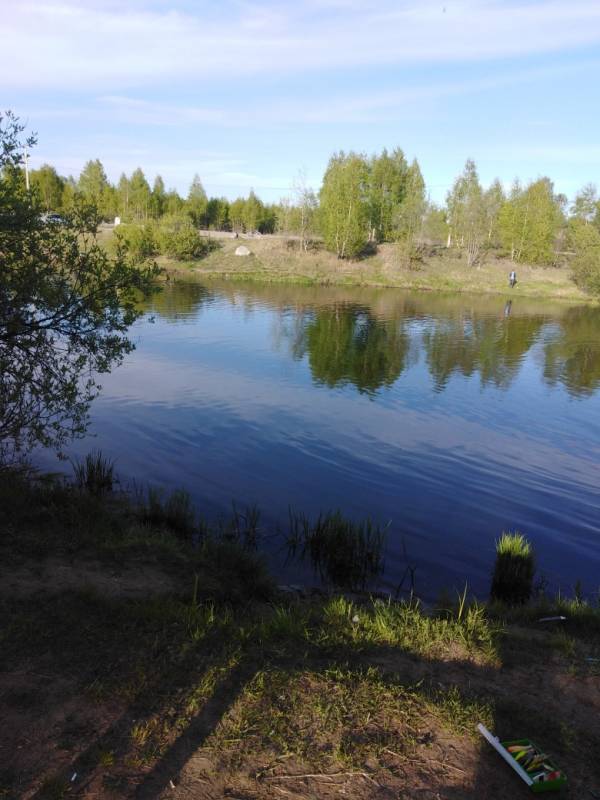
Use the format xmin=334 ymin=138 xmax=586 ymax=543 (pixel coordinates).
xmin=1 ymin=561 xmax=599 ymax=800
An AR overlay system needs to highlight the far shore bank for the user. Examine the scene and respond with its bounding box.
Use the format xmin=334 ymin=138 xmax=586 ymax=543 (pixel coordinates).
xmin=158 ymin=235 xmax=592 ymax=303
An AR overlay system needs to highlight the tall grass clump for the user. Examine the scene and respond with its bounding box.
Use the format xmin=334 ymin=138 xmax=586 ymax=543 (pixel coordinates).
xmin=142 ymin=487 xmax=197 ymax=539
xmin=287 ymin=510 xmax=386 ymax=591
xmin=215 ymin=502 xmax=261 ymax=550
xmin=490 ymin=531 xmax=535 ymax=605
xmin=73 ymin=451 xmax=115 ymax=496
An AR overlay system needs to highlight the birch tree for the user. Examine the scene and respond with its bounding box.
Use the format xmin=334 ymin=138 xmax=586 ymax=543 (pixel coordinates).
xmin=320 ymin=152 xmax=369 ymax=259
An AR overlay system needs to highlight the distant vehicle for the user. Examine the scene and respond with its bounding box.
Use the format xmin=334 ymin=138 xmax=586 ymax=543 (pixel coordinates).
xmin=41 ymin=213 xmax=65 ymax=224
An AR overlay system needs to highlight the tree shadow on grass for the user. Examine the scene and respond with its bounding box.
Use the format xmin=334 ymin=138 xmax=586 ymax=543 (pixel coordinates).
xmin=9 ymin=593 xmax=599 ymax=800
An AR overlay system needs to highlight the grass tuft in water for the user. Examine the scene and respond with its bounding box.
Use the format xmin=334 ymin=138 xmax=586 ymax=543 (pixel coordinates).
xmin=287 ymin=509 xmax=386 ymax=591
xmin=490 ymin=531 xmax=535 ymax=605
xmin=141 ymin=487 xmax=197 ymax=539
xmin=73 ymin=450 xmax=115 ymax=496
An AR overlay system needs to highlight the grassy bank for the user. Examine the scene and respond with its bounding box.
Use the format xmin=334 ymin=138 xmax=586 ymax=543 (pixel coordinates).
xmin=1 ymin=467 xmax=599 ymax=799
xmin=155 ymin=235 xmax=591 ymax=302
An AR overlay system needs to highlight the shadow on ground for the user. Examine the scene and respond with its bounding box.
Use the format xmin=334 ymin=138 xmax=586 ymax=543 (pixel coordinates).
xmin=3 ymin=588 xmax=597 ymax=800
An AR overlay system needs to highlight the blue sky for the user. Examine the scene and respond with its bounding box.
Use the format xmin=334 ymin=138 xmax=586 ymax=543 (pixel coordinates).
xmin=3 ymin=0 xmax=600 ymax=204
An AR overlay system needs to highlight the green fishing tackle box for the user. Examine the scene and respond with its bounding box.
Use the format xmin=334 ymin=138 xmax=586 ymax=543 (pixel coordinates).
xmin=501 ymin=738 xmax=567 ymax=793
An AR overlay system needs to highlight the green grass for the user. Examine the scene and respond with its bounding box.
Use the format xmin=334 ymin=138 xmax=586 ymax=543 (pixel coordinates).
xmin=490 ymin=531 xmax=536 ymax=605
xmin=495 ymin=531 xmax=532 ymax=558
xmin=314 ymin=595 xmax=498 ymax=661
xmin=207 ymin=664 xmax=494 ymax=774
xmin=72 ymin=450 xmax=116 ymax=495
xmin=0 ymin=464 xmax=275 ymax=603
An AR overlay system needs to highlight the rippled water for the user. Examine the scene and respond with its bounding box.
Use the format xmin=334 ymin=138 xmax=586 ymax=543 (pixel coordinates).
xmin=36 ymin=280 xmax=600 ymax=598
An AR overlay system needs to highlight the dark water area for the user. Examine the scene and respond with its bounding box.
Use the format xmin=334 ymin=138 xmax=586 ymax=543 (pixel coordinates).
xmin=35 ymin=280 xmax=600 ymax=600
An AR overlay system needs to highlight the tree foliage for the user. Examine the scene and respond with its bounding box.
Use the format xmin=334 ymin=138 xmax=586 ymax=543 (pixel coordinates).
xmin=30 ymin=164 xmax=65 ymax=212
xmin=498 ymin=178 xmax=563 ymax=265
xmin=366 ymin=148 xmax=408 ymax=243
xmin=568 ymin=219 xmax=600 ymax=296
xmin=0 ymin=112 xmax=158 ymax=460
xmin=320 ymin=152 xmax=369 ymax=258
xmin=187 ymin=174 xmax=208 ymax=226
xmin=571 ymin=183 xmax=598 ymax=224
xmin=9 ymin=137 xmax=600 ymax=296
xmin=446 ymin=159 xmax=487 ymax=266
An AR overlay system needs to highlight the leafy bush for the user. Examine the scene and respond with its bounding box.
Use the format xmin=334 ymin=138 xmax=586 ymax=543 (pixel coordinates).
xmin=157 ymin=216 xmax=211 ymax=260
xmin=568 ymin=221 xmax=600 ymax=296
xmin=490 ymin=531 xmax=535 ymax=605
xmin=114 ymin=223 xmax=157 ymax=264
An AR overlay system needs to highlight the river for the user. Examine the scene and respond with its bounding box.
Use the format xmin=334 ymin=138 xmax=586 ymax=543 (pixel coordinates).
xmin=35 ymin=280 xmax=600 ymax=600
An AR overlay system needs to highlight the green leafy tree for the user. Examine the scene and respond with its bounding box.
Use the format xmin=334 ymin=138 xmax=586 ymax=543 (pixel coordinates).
xmin=164 ymin=188 xmax=185 ymax=216
xmin=187 ymin=174 xmax=208 ymax=227
xmin=0 ymin=112 xmax=158 ymax=461
xmin=78 ymin=159 xmax=114 ymax=219
xmin=393 ymin=158 xmax=426 ymax=242
xmin=275 ymin=197 xmax=293 ymax=234
xmin=567 ymin=219 xmax=600 ymax=296
xmin=117 ymin=172 xmax=130 ymax=219
xmin=260 ymin=203 xmax=278 ymax=234
xmin=61 ymin=177 xmax=77 ymax=212
xmin=128 ymin=168 xmax=152 ymax=222
xmin=320 ymin=151 xmax=369 ymax=258
xmin=151 ymin=175 xmax=166 ymax=218
xmin=229 ymin=197 xmax=246 ymax=232
xmin=366 ymin=148 xmax=408 ymax=242
xmin=243 ymin=189 xmax=264 ymax=232
xmin=206 ymin=197 xmax=230 ymax=230
xmin=482 ymin=178 xmax=505 ymax=246
xmin=499 ymin=178 xmax=563 ymax=265
xmin=497 ymin=180 xmax=522 ymax=260
xmin=446 ymin=159 xmax=486 ymax=266
xmin=29 ymin=164 xmax=65 ymax=212
xmin=422 ymin=203 xmax=449 ymax=245
xmin=571 ymin=183 xmax=598 ymax=224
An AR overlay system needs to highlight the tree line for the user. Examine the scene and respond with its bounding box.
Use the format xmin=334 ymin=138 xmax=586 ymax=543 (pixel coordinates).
xmin=23 ymin=149 xmax=600 ymax=294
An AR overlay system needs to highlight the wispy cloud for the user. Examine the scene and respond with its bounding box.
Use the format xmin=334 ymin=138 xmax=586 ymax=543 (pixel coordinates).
xmin=2 ymin=1 xmax=600 ymax=90
xmin=32 ymin=57 xmax=593 ymax=132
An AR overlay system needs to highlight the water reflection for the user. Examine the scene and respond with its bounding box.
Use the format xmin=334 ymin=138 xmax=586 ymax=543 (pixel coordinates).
xmin=145 ymin=282 xmax=600 ymax=398
xmin=422 ymin=313 xmax=546 ymax=391
xmin=147 ymin=281 xmax=213 ymax=322
xmin=292 ymin=304 xmax=410 ymax=395
xmin=543 ymin=307 xmax=600 ymax=398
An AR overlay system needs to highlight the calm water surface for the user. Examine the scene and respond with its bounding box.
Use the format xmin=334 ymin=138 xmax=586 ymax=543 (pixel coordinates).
xmin=37 ymin=281 xmax=600 ymax=598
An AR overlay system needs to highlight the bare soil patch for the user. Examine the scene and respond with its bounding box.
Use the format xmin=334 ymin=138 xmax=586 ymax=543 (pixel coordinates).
xmin=1 ymin=565 xmax=599 ymax=799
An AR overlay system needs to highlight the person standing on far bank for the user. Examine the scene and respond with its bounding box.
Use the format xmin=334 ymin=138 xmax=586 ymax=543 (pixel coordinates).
xmin=509 ymin=270 xmax=517 ymax=288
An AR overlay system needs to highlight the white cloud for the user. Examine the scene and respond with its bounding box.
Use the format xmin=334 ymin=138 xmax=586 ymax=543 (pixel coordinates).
xmin=2 ymin=1 xmax=600 ymax=90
